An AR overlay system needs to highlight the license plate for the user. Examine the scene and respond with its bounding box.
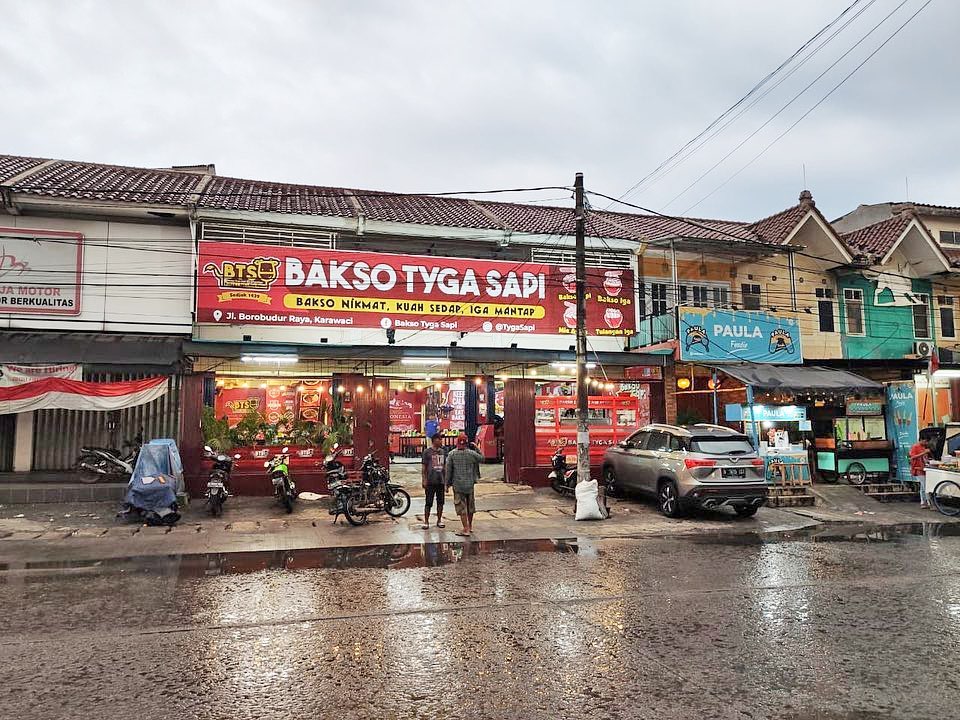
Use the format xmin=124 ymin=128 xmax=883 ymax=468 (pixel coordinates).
xmin=207 ymin=482 xmax=224 ymax=489
xmin=722 ymin=467 xmax=746 ymax=478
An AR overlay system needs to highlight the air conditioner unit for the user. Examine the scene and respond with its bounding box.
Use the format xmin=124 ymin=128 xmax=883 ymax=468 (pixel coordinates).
xmin=914 ymin=340 xmax=934 ymax=358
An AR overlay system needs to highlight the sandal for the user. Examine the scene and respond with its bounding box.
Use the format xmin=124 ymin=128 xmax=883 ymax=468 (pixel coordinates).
xmin=436 ymin=522 xmax=445 ymax=528
xmin=454 ymin=531 xmax=471 ymax=537
xmin=420 ymin=523 xmax=430 ymax=529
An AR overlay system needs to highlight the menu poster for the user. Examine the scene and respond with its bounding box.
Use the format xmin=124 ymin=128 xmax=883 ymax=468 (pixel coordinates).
xmin=885 ymin=381 xmax=918 ymax=483
xmin=298 ymin=384 xmax=324 ymax=423
xmin=264 ymin=385 xmax=298 ymax=426
xmin=216 ymin=387 xmax=267 ymax=427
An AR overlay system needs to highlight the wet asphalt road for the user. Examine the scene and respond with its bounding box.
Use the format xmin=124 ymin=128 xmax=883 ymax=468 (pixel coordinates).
xmin=1 ymin=528 xmax=959 ymax=720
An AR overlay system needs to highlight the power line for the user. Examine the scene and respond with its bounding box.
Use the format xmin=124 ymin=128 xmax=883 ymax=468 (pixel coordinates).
xmin=682 ymin=0 xmax=934 ymax=213
xmin=612 ymin=0 xmax=873 ymax=205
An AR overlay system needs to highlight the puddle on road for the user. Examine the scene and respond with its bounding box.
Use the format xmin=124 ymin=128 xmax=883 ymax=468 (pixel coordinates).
xmin=0 ymin=537 xmax=582 ymax=577
xmin=688 ymin=521 xmax=960 ymax=546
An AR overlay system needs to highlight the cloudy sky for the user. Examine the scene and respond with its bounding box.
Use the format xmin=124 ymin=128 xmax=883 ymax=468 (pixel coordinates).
xmin=1 ymin=0 xmax=956 ymax=222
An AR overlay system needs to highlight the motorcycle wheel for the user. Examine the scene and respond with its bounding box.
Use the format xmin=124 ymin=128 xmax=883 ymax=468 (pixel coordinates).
xmin=281 ymin=491 xmax=293 ymax=514
xmin=344 ymin=494 xmax=369 ymax=526
xmin=77 ymin=455 xmax=101 ymax=484
xmin=384 ymin=488 xmax=411 ymax=517
xmin=209 ymin=495 xmax=223 ymax=517
xmin=550 ymin=475 xmax=566 ymax=495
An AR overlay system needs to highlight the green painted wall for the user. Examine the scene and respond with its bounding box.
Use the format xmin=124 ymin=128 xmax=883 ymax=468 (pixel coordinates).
xmin=837 ymin=274 xmax=933 ymax=360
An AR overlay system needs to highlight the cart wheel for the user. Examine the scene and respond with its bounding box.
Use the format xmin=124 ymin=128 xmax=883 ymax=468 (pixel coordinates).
xmin=846 ymin=463 xmax=867 ymax=486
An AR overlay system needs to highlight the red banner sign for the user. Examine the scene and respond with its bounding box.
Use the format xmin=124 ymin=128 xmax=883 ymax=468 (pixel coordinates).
xmin=197 ymin=242 xmax=635 ymax=337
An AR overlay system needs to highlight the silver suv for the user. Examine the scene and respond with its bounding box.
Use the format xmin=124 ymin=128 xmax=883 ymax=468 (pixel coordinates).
xmin=602 ymin=424 xmax=768 ymax=518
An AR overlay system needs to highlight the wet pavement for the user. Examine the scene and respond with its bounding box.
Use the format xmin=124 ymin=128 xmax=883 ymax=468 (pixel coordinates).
xmin=1 ymin=528 xmax=959 ymax=719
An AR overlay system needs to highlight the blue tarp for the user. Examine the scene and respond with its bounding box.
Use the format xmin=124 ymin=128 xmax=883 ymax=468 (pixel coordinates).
xmin=124 ymin=441 xmax=181 ymax=513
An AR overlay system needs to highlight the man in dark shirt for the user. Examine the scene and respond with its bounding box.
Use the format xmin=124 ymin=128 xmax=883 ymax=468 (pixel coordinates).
xmin=421 ymin=434 xmax=447 ymax=528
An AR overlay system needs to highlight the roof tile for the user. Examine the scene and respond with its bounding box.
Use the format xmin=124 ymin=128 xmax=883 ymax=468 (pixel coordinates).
xmin=747 ymin=203 xmax=809 ymax=244
xmin=0 ymin=155 xmax=46 ymax=183
xmin=841 ymin=213 xmax=912 ymax=255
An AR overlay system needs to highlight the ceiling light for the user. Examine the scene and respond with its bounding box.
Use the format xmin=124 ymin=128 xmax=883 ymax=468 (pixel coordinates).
xmin=241 ymin=354 xmax=298 ymax=364
xmin=401 ymin=357 xmax=451 ymax=366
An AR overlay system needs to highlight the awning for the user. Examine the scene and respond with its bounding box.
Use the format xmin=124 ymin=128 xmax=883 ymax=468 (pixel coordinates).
xmin=712 ymin=363 xmax=883 ymax=393
xmin=0 ymin=332 xmax=184 ymax=371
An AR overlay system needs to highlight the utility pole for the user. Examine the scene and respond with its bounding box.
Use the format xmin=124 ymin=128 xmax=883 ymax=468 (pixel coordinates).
xmin=574 ymin=173 xmax=593 ymax=497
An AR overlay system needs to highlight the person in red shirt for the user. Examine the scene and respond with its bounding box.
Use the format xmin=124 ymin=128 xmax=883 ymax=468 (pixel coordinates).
xmin=909 ymin=438 xmax=932 ymax=508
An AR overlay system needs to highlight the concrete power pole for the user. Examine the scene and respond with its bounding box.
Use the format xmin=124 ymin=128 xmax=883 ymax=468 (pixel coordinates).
xmin=574 ymin=173 xmax=591 ymax=492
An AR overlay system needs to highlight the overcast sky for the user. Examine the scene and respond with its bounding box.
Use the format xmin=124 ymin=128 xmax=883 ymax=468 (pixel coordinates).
xmin=1 ymin=0 xmax=956 ymax=222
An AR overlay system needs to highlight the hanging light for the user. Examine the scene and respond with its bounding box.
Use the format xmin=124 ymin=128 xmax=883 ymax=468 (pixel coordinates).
xmin=375 ymin=384 xmax=384 ymax=392
xmin=337 ymin=385 xmax=346 ymax=393
xmin=355 ymin=385 xmax=365 ymax=394
xmin=677 ymin=377 xmax=691 ymax=390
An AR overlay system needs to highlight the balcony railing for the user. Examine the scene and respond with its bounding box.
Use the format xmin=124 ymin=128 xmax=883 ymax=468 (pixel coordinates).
xmin=628 ymin=311 xmax=677 ymax=349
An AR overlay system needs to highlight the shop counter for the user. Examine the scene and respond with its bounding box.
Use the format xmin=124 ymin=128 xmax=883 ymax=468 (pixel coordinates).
xmin=760 ymin=450 xmax=811 ymax=485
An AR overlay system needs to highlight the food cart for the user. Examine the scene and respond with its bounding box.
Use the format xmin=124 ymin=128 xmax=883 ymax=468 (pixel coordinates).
xmin=813 ymin=399 xmax=891 ymax=485
xmin=534 ymin=394 xmax=640 ymax=468
xmin=724 ymin=403 xmax=811 ymax=483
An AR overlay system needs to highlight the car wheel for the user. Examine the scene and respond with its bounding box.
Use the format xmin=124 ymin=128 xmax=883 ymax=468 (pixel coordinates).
xmin=734 ymin=505 xmax=759 ymax=518
xmin=603 ymin=467 xmax=621 ymax=498
xmin=658 ymin=480 xmax=683 ymax=518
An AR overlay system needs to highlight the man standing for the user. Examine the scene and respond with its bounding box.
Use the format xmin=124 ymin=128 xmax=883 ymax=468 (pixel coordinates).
xmin=445 ymin=433 xmax=482 ymax=537
xmin=421 ymin=433 xmax=446 ymax=529
xmin=910 ymin=437 xmax=932 ymax=508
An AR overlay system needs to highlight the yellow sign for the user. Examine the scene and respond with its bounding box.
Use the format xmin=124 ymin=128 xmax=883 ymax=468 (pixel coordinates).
xmin=282 ymin=294 xmax=545 ymax=319
xmin=217 ymin=291 xmax=272 ymax=304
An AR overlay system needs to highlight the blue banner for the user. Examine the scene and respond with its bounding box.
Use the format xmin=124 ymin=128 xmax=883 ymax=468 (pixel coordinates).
xmin=678 ymin=308 xmax=802 ymax=364
xmin=885 ymin=381 xmax=918 ymax=483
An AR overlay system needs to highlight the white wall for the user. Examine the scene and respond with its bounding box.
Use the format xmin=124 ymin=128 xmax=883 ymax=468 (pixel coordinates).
xmin=0 ymin=216 xmax=193 ymax=334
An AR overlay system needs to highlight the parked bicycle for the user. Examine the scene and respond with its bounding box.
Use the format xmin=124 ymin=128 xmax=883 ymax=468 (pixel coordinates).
xmin=931 ymin=477 xmax=960 ymax=516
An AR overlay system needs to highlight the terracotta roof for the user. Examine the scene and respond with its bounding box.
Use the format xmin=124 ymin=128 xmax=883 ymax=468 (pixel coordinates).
xmin=747 ymin=203 xmax=809 ymax=244
xmin=840 ymin=213 xmax=913 ymax=255
xmin=9 ymin=158 xmax=203 ymax=205
xmin=0 ymin=154 xmax=46 ymax=183
xmin=0 ymin=153 xmax=797 ymax=245
xmin=941 ymin=247 xmax=960 ymax=267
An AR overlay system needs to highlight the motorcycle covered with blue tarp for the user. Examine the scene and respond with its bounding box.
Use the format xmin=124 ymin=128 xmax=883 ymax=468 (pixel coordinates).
xmin=119 ymin=440 xmax=184 ymax=526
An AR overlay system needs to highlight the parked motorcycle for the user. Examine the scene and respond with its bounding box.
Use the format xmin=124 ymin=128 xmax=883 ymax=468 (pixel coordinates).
xmin=341 ymin=453 xmax=411 ymax=526
xmin=77 ymin=430 xmax=143 ymax=484
xmin=548 ymin=447 xmax=577 ymax=495
xmin=325 ymin=444 xmax=351 ymax=523
xmin=204 ymin=445 xmax=240 ymax=517
xmin=264 ymin=446 xmax=297 ymax=513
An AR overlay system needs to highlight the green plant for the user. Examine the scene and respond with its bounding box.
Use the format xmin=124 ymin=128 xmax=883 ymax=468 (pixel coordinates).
xmin=201 ymin=407 xmax=234 ymax=452
xmin=231 ymin=408 xmax=266 ymax=446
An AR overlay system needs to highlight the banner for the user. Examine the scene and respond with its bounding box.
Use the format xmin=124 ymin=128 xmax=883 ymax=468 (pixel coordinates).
xmin=885 ymin=381 xmax=918 ymax=483
xmin=197 ymin=242 xmax=635 ymax=337
xmin=0 ymin=227 xmax=83 ymax=315
xmin=215 ymin=387 xmax=267 ymax=427
xmin=389 ymin=391 xmax=421 ymax=433
xmin=678 ymin=307 xmax=802 ymax=364
xmin=0 ymin=376 xmax=167 ymax=414
xmin=0 ymin=363 xmax=82 ymax=386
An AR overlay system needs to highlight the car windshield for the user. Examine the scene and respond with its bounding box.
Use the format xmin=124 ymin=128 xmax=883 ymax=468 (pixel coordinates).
xmin=690 ymin=437 xmax=755 ymax=455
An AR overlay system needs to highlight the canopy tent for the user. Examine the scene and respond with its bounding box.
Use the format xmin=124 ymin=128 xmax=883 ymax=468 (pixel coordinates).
xmin=711 ymin=363 xmax=883 ymax=393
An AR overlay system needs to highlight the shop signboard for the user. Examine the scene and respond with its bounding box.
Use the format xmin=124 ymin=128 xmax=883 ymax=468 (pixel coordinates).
xmin=845 ymin=399 xmax=884 ymax=416
xmin=197 ymin=241 xmax=635 ymax=337
xmin=623 ymin=365 xmax=662 ymax=380
xmin=0 ymin=227 xmax=83 ymax=316
xmin=725 ymin=404 xmax=806 ymax=422
xmin=678 ymin=308 xmax=801 ymax=364
xmin=885 ymin=381 xmax=918 ymax=483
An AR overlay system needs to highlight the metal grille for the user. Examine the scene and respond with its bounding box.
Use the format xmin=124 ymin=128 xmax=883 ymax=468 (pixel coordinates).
xmin=31 ymin=373 xmax=182 ymax=471
xmin=531 ymin=247 xmax=633 ymax=269
xmin=0 ymin=415 xmax=14 ymax=472
xmin=201 ymin=222 xmax=336 ymax=249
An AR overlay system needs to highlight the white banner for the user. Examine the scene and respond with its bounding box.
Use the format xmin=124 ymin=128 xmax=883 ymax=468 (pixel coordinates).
xmin=0 ymin=377 xmax=167 ymax=414
xmin=0 ymin=228 xmax=83 ymax=315
xmin=0 ymin=363 xmax=82 ymax=386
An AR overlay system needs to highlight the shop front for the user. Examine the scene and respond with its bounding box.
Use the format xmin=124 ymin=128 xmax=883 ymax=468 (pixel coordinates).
xmin=186 ymin=239 xmax=667 ymax=495
xmin=718 ymin=364 xmax=890 ymax=485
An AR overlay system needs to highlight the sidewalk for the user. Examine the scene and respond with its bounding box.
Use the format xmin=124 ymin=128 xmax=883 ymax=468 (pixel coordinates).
xmin=1 ymin=480 xmax=956 ymax=565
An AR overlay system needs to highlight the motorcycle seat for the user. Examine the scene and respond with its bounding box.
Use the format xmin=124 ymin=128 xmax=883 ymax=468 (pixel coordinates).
xmin=81 ymin=446 xmax=121 ymax=455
